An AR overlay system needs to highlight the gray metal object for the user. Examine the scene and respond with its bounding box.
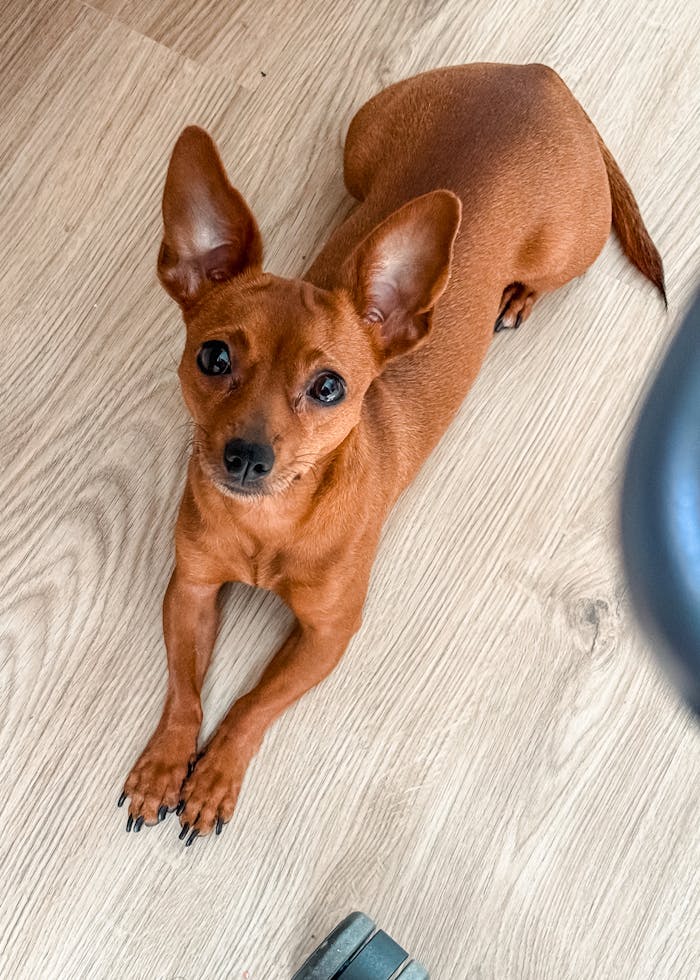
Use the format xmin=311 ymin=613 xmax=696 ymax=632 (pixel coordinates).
xmin=292 ymin=912 xmax=429 ymax=979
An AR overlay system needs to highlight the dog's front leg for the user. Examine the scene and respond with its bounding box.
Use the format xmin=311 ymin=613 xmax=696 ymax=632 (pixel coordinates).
xmin=176 ymin=598 xmax=364 ymax=843
xmin=120 ymin=569 xmax=220 ymax=829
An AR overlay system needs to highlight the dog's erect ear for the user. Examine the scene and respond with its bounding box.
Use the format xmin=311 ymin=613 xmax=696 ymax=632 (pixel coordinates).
xmin=157 ymin=126 xmax=262 ymax=308
xmin=346 ymin=190 xmax=462 ymax=361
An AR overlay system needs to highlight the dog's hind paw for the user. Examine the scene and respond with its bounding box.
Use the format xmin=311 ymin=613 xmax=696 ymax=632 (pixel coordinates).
xmin=494 ymin=283 xmax=538 ymax=332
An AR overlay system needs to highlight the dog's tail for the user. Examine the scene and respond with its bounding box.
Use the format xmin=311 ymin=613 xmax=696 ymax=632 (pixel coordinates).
xmin=596 ymin=133 xmax=666 ymax=307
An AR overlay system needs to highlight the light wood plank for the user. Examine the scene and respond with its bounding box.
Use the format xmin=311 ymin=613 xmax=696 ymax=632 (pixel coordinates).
xmin=0 ymin=2 xmax=698 ymax=978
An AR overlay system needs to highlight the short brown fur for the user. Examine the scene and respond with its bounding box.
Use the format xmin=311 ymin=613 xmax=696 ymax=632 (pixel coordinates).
xmin=121 ymin=64 xmax=664 ymax=841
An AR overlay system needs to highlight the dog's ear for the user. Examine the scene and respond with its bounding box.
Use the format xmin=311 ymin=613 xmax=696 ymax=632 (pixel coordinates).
xmin=346 ymin=190 xmax=461 ymax=361
xmin=157 ymin=127 xmax=262 ymax=308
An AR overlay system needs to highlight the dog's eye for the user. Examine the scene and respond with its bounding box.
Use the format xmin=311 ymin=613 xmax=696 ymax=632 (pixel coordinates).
xmin=308 ymin=371 xmax=346 ymax=405
xmin=197 ymin=341 xmax=231 ymax=376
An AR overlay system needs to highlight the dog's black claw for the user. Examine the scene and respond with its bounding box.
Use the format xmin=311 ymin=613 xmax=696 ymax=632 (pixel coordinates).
xmin=215 ymin=818 xmax=224 ymax=836
xmin=126 ymin=814 xmax=134 ymax=832
xmin=158 ymin=805 xmax=168 ymax=822
xmin=176 ymin=800 xmax=186 ymax=815
xmin=187 ymin=760 xmax=195 ymax=777
xmin=495 ymin=312 xmax=522 ymax=333
xmin=178 ymin=822 xmax=190 ymax=841
xmin=134 ymin=815 xmax=145 ymax=832
xmin=117 ymin=793 xmax=127 ymax=808
xmin=185 ymin=829 xmax=199 ymax=847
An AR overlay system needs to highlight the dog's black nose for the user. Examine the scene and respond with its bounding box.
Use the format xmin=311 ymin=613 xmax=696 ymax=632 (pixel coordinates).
xmin=223 ymin=439 xmax=275 ymax=484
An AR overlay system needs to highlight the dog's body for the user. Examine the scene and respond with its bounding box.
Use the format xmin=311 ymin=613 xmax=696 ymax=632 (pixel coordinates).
xmin=121 ymin=64 xmax=664 ymax=841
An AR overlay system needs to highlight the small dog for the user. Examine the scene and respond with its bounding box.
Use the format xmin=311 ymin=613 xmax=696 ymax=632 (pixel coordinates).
xmin=120 ymin=63 xmax=664 ymax=843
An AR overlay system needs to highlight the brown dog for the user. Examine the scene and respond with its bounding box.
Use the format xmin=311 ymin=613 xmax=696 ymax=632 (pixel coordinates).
xmin=120 ymin=63 xmax=664 ymax=843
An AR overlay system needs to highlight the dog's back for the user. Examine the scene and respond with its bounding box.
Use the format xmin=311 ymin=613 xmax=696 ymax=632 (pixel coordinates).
xmin=307 ymin=64 xmax=663 ymax=478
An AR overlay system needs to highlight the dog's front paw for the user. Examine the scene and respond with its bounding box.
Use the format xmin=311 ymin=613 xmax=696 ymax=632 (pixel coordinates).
xmin=176 ymin=731 xmax=254 ymax=845
xmin=120 ymin=727 xmax=197 ymax=831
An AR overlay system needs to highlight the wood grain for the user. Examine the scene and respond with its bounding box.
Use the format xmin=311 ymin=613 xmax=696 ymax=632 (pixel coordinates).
xmin=0 ymin=1 xmax=698 ymax=978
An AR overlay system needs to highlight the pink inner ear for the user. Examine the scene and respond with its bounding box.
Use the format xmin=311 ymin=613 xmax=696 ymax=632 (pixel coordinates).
xmin=364 ymin=307 xmax=384 ymax=323
xmin=366 ymin=271 xmax=401 ymax=320
xmin=203 ymin=242 xmax=252 ymax=282
xmin=363 ymin=220 xmax=453 ymax=322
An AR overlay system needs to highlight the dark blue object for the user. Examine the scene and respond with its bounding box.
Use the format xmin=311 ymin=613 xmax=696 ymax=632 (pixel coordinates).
xmin=338 ymin=931 xmax=407 ymax=979
xmin=292 ymin=912 xmax=429 ymax=979
xmin=622 ymin=287 xmax=700 ymax=716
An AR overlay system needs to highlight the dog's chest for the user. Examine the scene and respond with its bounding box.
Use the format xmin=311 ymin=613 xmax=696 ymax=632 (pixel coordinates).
xmin=216 ymin=496 xmax=320 ymax=592
xmin=239 ymin=548 xmax=286 ymax=590
xmin=224 ymin=529 xmax=289 ymax=591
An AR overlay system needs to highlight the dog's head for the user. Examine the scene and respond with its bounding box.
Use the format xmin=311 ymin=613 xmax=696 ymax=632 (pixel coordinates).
xmin=158 ymin=127 xmax=461 ymax=500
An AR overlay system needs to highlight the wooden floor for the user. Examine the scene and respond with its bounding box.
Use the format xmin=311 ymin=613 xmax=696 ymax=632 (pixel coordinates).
xmin=1 ymin=1 xmax=699 ymax=977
